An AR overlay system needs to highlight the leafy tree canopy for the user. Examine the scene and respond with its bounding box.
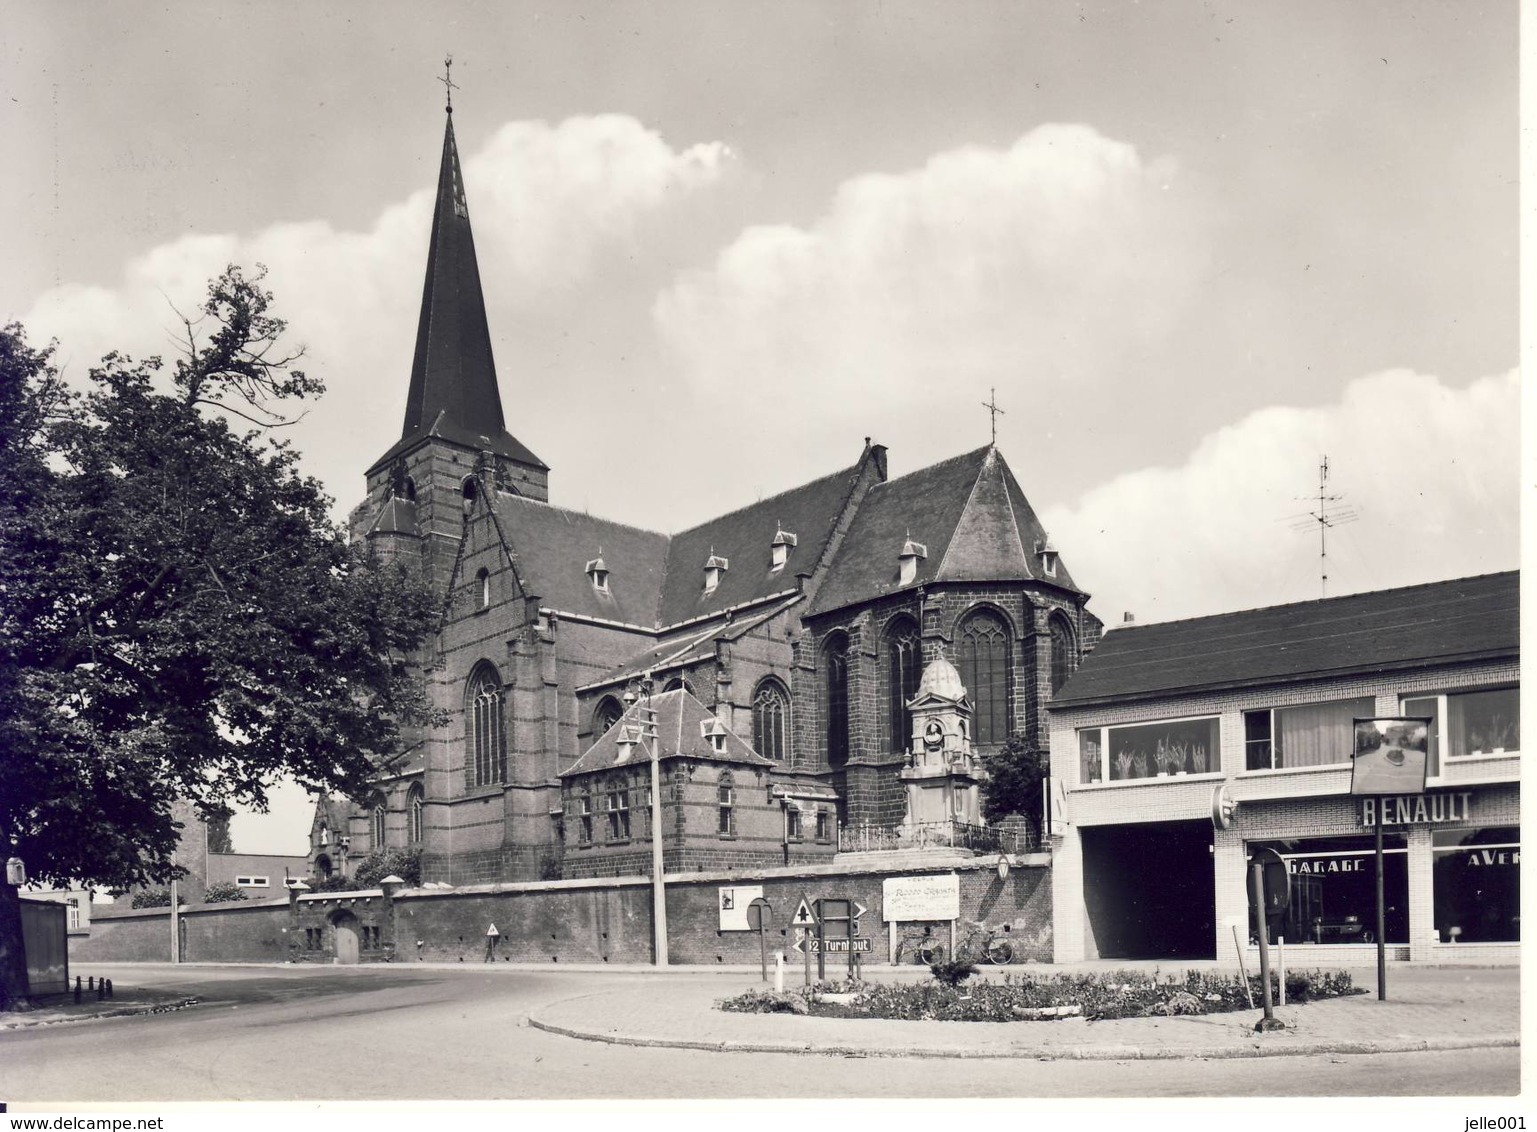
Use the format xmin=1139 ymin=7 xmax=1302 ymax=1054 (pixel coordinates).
xmin=978 ymin=733 xmax=1048 ymax=827
xmin=1 ymin=268 xmax=441 ymax=1006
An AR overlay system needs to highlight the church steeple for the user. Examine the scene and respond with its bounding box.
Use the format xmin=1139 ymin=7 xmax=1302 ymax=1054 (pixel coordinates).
xmin=368 ymin=90 xmax=545 ymax=478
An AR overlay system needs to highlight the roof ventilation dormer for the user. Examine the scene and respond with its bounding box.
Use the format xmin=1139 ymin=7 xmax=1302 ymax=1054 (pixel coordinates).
xmin=1034 ymin=537 xmax=1059 ymax=579
xmin=614 ymin=723 xmax=642 ymax=764
xmin=898 ymin=535 xmax=928 ymax=586
xmin=703 ymin=550 xmax=729 ymax=596
xmin=585 ymin=555 xmax=610 ymax=595
xmin=770 ymin=525 xmax=798 ymax=572
xmin=700 ymin=717 xmax=730 ymax=753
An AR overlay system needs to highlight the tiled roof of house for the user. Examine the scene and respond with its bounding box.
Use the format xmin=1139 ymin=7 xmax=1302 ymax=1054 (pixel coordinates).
xmin=807 ymin=446 xmax=1080 ymax=616
xmin=1050 ymin=571 xmax=1519 ymax=709
xmin=560 ymin=688 xmax=774 ymax=778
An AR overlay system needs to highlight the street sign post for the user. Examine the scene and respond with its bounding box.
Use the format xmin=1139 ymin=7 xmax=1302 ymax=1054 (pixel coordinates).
xmin=792 ymin=892 xmax=816 ymax=986
xmin=816 ymin=897 xmax=858 ymax=980
xmin=747 ymin=897 xmax=772 ymax=982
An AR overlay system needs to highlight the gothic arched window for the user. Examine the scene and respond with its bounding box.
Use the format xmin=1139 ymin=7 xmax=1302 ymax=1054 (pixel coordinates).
xmin=468 ymin=663 xmax=508 ymax=787
xmin=407 ymin=784 xmax=425 ymax=845
xmin=1049 ymin=613 xmax=1078 ymax=696
xmin=958 ymin=609 xmax=1012 ymax=746
xmin=885 ymin=615 xmax=922 ymax=754
xmin=593 ymin=696 xmax=624 ymax=739
xmin=752 ymin=678 xmax=789 ymax=762
xmin=370 ymin=798 xmax=387 ymax=849
xmin=823 ymin=633 xmax=850 ymax=768
xmin=663 ymin=676 xmax=697 ymax=696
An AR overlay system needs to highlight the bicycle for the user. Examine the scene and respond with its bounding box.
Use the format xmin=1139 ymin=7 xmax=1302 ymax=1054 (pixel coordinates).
xmin=895 ymin=924 xmax=946 ymax=965
xmin=954 ymin=920 xmax=1015 ymax=965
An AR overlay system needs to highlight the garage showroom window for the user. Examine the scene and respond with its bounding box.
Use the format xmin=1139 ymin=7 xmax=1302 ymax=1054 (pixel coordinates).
xmin=1243 ymin=696 xmax=1375 ymax=771
xmin=1248 ymin=835 xmax=1409 ymax=945
xmin=1079 ymin=716 xmax=1218 ymax=783
xmin=1402 ymin=687 xmax=1519 ymax=776
xmin=1433 ymin=827 xmax=1519 ymax=943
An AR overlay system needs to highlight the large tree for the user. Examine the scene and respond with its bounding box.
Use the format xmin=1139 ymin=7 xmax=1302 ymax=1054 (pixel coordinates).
xmin=0 ymin=268 xmax=441 ymax=1008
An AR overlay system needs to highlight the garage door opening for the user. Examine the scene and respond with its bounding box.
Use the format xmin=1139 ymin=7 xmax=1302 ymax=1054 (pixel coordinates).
xmin=1081 ymin=820 xmax=1215 ymax=960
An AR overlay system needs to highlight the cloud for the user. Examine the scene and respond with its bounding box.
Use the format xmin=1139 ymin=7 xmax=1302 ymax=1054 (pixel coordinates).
xmin=1042 ymin=368 xmax=1520 ymax=625
xmin=653 ymin=124 xmax=1207 ymax=408
xmin=19 ymin=115 xmax=730 ymax=507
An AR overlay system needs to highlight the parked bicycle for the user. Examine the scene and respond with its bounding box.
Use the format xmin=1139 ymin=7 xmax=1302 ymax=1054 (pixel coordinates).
xmin=954 ymin=920 xmax=1015 ymax=965
xmin=894 ymin=924 xmax=946 ymax=965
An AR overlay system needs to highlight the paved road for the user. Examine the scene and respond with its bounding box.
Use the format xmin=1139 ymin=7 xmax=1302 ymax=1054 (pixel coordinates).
xmin=0 ymin=965 xmax=1518 ymax=1102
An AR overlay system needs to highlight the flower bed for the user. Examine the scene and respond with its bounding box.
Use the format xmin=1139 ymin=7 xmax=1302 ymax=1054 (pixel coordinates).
xmin=718 ymin=968 xmax=1362 ymax=1023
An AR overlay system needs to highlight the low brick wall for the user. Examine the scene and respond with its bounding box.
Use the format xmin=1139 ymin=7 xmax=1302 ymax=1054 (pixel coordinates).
xmin=71 ymin=857 xmax=1053 ymax=967
xmin=70 ymin=899 xmax=292 ymax=964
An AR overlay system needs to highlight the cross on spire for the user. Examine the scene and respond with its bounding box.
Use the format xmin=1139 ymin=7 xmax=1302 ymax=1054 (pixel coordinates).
xmin=439 ymin=55 xmax=458 ymax=113
xmin=981 ymin=387 xmax=1005 ymax=444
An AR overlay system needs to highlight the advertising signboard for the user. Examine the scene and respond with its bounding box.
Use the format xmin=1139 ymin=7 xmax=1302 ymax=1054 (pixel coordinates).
xmin=881 ymin=873 xmax=959 ymax=922
xmin=1350 ymin=717 xmax=1430 ymax=796
xmin=717 ymin=884 xmax=764 ymax=931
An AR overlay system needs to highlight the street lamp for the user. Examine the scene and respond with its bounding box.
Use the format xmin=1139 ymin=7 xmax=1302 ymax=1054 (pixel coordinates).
xmin=625 ymin=672 xmax=668 ymax=966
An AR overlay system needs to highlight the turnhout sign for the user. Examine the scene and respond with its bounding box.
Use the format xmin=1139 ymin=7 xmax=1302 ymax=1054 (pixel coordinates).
xmin=1359 ymin=791 xmax=1473 ymax=827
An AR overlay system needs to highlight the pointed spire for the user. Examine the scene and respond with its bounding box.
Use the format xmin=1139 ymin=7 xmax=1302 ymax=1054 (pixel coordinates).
xmin=372 ymin=84 xmax=545 ymax=475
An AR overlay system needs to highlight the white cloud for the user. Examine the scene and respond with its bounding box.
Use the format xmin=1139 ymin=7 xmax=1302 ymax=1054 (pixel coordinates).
xmin=19 ymin=115 xmax=730 ymax=507
xmin=653 ymin=124 xmax=1207 ymax=408
xmin=1043 ymin=368 xmax=1520 ymax=625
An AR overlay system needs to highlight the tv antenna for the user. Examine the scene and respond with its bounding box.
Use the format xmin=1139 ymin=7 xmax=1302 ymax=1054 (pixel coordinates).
xmin=1284 ymin=455 xmax=1358 ymax=598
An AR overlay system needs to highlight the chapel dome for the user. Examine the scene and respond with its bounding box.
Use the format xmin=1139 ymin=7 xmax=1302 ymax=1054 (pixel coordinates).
xmin=916 ymin=654 xmax=966 ymax=701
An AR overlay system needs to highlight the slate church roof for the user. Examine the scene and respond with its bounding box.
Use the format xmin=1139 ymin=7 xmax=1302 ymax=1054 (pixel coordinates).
xmin=368 ymin=108 xmax=544 ymax=476
xmin=560 ymin=688 xmax=774 ymax=778
xmin=1050 ymin=571 xmax=1519 ymax=710
xmin=806 ymin=445 xmax=1081 ymax=616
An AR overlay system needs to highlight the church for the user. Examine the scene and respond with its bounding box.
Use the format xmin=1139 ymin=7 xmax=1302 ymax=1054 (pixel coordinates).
xmin=316 ymin=100 xmax=1102 ymax=886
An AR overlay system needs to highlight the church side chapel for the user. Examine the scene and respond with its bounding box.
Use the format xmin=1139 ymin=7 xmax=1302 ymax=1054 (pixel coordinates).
xmin=317 ymin=94 xmax=1103 ymax=886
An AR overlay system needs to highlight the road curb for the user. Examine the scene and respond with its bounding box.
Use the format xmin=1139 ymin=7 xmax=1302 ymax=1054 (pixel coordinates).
xmin=525 ymin=1014 xmax=1520 ymax=1062
xmin=0 ymin=997 xmax=202 ymax=1031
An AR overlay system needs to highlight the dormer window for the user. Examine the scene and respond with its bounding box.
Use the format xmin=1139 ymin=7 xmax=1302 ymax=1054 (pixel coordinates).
xmin=615 ymin=724 xmax=641 ymax=763
xmin=898 ymin=537 xmax=928 ymax=586
xmin=703 ymin=552 xmax=729 ymax=596
xmin=1035 ymin=538 xmax=1059 ymax=579
xmin=700 ymin=717 xmax=730 ymax=753
xmin=770 ymin=526 xmax=798 ymax=572
xmin=585 ymin=556 xmax=610 ymax=595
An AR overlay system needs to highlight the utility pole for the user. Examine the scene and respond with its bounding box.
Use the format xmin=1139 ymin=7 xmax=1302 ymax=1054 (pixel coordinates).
xmin=626 ymin=673 xmax=668 ymax=966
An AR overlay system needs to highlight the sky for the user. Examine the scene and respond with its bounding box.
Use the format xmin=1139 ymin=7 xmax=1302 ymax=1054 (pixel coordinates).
xmin=3 ymin=2 xmax=1519 ymax=853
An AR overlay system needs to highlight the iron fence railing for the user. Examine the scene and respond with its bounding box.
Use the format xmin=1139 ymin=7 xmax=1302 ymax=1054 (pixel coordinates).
xmin=837 ymin=819 xmax=1039 ymax=856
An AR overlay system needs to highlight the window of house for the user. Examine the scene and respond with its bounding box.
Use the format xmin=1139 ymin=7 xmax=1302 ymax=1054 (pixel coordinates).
xmin=235 ymin=876 xmax=270 ymax=888
xmin=305 ymin=927 xmax=322 ymax=949
xmin=752 ymin=679 xmax=789 ymax=762
xmin=718 ymin=778 xmax=735 ymax=837
xmin=1431 ymin=827 xmax=1519 ymax=943
xmin=469 ymin=665 xmax=508 ymax=787
xmin=407 ymin=786 xmax=425 ymax=845
xmin=786 ymin=807 xmax=802 ymax=840
xmin=958 ymin=610 xmax=1011 ymax=746
xmin=1248 ymin=835 xmax=1409 ymax=945
xmin=66 ymin=898 xmax=81 ymax=930
xmin=607 ymin=786 xmax=630 ymax=841
xmin=1402 ymin=687 xmax=1519 ymax=776
xmin=1048 ymin=614 xmax=1077 ymax=696
xmin=1079 ymin=716 xmax=1220 ymax=782
xmin=823 ymin=634 xmax=850 ymax=768
xmin=815 ymin=809 xmax=833 ymax=843
xmin=370 ymin=802 xmax=387 ymax=848
xmin=577 ymin=792 xmax=593 ymax=845
xmin=1243 ymin=697 xmax=1375 ymax=771
xmin=886 ymin=616 xmax=922 ymax=754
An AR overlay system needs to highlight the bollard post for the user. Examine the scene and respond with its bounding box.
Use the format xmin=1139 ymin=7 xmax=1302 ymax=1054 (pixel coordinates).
xmin=96 ymin=979 xmax=105 ymax=1001
xmin=774 ymin=951 xmax=784 ymax=993
xmin=1277 ymin=937 xmax=1285 ymax=1006
xmin=73 ymin=977 xmax=82 ymax=1004
xmin=87 ymin=975 xmax=94 ymax=991
xmin=105 ymin=978 xmax=113 ymax=1000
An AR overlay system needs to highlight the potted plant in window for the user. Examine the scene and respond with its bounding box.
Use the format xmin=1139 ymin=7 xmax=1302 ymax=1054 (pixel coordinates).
xmin=1131 ymin=751 xmax=1149 ymax=780
xmin=1191 ymin=744 xmax=1208 ymax=774
xmin=1114 ymin=751 xmax=1134 ymax=780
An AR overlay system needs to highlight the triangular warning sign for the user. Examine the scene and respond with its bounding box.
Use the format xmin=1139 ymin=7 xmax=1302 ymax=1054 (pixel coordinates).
xmin=792 ymin=894 xmax=817 ymax=927
xmin=486 ymin=923 xmax=499 ymax=937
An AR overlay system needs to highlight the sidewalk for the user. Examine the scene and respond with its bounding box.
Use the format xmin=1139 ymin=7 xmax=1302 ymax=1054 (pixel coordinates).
xmin=0 ymin=984 xmax=201 ymax=1030
xmin=526 ymin=964 xmax=1521 ymax=1061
